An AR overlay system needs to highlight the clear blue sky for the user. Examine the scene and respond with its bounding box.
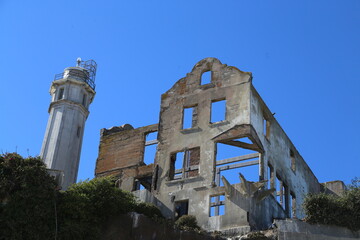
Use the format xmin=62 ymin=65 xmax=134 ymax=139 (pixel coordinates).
xmin=1 ymin=1 xmax=359 ymax=185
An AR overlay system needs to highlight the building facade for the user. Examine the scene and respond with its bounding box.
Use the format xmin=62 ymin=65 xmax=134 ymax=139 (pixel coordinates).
xmin=96 ymin=58 xmax=327 ymax=232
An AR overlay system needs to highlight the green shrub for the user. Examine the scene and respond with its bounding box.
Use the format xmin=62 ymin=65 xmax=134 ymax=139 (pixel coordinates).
xmin=57 ymin=177 xmax=137 ymax=239
xmin=0 ymin=153 xmax=166 ymax=240
xmin=135 ymin=202 xmax=164 ymax=221
xmin=0 ymin=153 xmax=58 ymax=240
xmin=175 ymin=215 xmax=201 ymax=231
xmin=304 ymin=177 xmax=360 ymax=231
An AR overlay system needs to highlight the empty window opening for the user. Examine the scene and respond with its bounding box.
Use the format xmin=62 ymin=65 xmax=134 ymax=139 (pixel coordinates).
xmin=219 ymin=164 xmax=259 ymax=186
xmin=82 ymin=94 xmax=87 ymax=107
xmin=215 ymin=140 xmax=260 ymax=186
xmin=216 ymin=140 xmax=257 ymax=161
xmin=182 ymin=105 xmax=198 ymax=129
xmin=169 ymin=147 xmax=200 ymax=180
xmin=58 ymin=88 xmax=64 ymax=100
xmin=211 ymin=99 xmax=226 ymax=123
xmin=210 ymin=194 xmax=225 ymax=217
xmin=263 ymin=116 xmax=270 ymax=139
xmin=283 ymin=184 xmax=289 ymax=213
xmin=133 ymin=177 xmax=152 ymax=191
xmin=267 ymin=163 xmax=274 ymax=189
xmin=290 ymin=150 xmax=296 ymax=172
xmin=144 ymin=131 xmax=158 ymax=165
xmin=175 ymin=200 xmax=189 ymax=219
xmin=275 ymin=175 xmax=283 ymax=207
xmin=76 ymin=126 xmax=81 ymax=138
xmin=290 ymin=192 xmax=296 ymax=218
xmin=201 ymin=71 xmax=212 ymax=85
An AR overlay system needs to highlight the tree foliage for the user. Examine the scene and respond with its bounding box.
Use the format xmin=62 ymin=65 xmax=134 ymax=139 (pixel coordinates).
xmin=303 ymin=177 xmax=360 ymax=231
xmin=175 ymin=215 xmax=201 ymax=231
xmin=0 ymin=153 xmax=58 ymax=240
xmin=0 ymin=153 xmax=163 ymax=240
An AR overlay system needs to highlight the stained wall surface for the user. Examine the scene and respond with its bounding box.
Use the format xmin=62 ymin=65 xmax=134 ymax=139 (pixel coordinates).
xmin=96 ymin=58 xmax=321 ymax=232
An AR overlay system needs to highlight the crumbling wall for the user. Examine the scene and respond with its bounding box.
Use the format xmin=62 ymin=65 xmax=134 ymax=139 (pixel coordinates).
xmin=95 ymin=57 xmax=326 ymax=233
xmin=154 ymin=58 xmax=258 ymax=230
xmin=250 ymin=87 xmax=320 ymax=219
xmin=95 ymin=124 xmax=158 ymax=191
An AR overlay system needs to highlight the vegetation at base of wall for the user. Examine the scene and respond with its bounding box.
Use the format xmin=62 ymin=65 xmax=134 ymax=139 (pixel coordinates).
xmin=0 ymin=153 xmax=164 ymax=240
xmin=134 ymin=202 xmax=164 ymax=222
xmin=175 ymin=215 xmax=201 ymax=232
xmin=303 ymin=177 xmax=360 ymax=231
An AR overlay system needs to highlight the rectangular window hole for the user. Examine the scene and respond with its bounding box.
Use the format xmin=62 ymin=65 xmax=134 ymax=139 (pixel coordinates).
xmin=182 ymin=106 xmax=197 ymax=129
xmin=133 ymin=177 xmax=152 ymax=191
xmin=76 ymin=126 xmax=81 ymax=138
xmin=146 ymin=132 xmax=158 ymax=142
xmin=219 ymin=164 xmax=259 ymax=186
xmin=144 ymin=144 xmax=157 ymax=165
xmin=82 ymin=94 xmax=87 ymax=107
xmin=263 ymin=116 xmax=270 ymax=139
xmin=175 ymin=200 xmax=189 ymax=219
xmin=210 ymin=194 xmax=225 ymax=217
xmin=290 ymin=150 xmax=296 ymax=172
xmin=267 ymin=163 xmax=273 ymax=189
xmin=290 ymin=192 xmax=296 ymax=218
xmin=211 ymin=99 xmax=226 ymax=123
xmin=170 ymin=148 xmax=200 ymax=180
xmin=216 ymin=141 xmax=257 ymax=161
xmin=144 ymin=131 xmax=158 ymax=165
xmin=201 ymin=71 xmax=211 ymax=85
xmin=58 ymin=88 xmax=64 ymax=100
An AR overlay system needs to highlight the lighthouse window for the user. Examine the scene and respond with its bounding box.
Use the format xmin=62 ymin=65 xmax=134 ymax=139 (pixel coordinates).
xmin=82 ymin=94 xmax=87 ymax=107
xmin=77 ymin=127 xmax=81 ymax=138
xmin=58 ymin=88 xmax=64 ymax=100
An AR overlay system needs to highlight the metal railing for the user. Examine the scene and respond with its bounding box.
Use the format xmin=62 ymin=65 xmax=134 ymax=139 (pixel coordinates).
xmin=54 ymin=59 xmax=97 ymax=90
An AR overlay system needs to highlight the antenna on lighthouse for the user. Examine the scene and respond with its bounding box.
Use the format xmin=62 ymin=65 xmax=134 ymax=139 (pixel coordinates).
xmin=76 ymin=57 xmax=82 ymax=67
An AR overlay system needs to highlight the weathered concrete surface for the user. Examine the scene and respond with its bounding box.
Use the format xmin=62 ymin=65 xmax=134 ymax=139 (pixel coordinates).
xmin=96 ymin=58 xmax=332 ymax=233
xmin=321 ymin=180 xmax=346 ymax=196
xmin=101 ymin=212 xmax=223 ymax=240
xmin=275 ymin=219 xmax=360 ymax=240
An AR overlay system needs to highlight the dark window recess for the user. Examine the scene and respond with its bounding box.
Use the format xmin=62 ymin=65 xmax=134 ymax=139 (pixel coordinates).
xmin=210 ymin=194 xmax=225 ymax=217
xmin=267 ymin=163 xmax=274 ymax=189
xmin=82 ymin=94 xmax=87 ymax=107
xmin=133 ymin=176 xmax=152 ymax=191
xmin=211 ymin=99 xmax=226 ymax=123
xmin=152 ymin=165 xmax=159 ymax=191
xmin=182 ymin=105 xmax=198 ymax=129
xmin=201 ymin=71 xmax=211 ymax=85
xmin=169 ymin=147 xmax=200 ymax=180
xmin=290 ymin=150 xmax=296 ymax=172
xmin=275 ymin=175 xmax=282 ymax=206
xmin=76 ymin=126 xmax=81 ymax=138
xmin=58 ymin=88 xmax=64 ymax=100
xmin=290 ymin=192 xmax=296 ymax=218
xmin=263 ymin=116 xmax=270 ymax=139
xmin=175 ymin=200 xmax=189 ymax=219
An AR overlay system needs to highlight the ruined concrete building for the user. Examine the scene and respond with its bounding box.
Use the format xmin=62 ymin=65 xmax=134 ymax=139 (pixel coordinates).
xmin=95 ymin=58 xmax=340 ymax=233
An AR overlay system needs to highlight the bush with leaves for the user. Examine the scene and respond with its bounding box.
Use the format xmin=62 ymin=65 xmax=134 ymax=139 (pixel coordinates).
xmin=0 ymin=153 xmax=58 ymax=240
xmin=175 ymin=215 xmax=201 ymax=231
xmin=304 ymin=177 xmax=360 ymax=231
xmin=135 ymin=202 xmax=164 ymax=221
xmin=57 ymin=177 xmax=138 ymax=239
xmin=0 ymin=153 xmax=165 ymax=240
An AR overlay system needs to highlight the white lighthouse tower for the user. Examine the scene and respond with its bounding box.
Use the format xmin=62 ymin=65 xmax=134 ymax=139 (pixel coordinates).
xmin=40 ymin=58 xmax=97 ymax=190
